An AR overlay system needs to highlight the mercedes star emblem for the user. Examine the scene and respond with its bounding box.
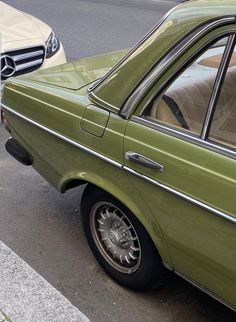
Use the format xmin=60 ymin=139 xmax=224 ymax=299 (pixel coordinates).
xmin=1 ymin=55 xmax=16 ymax=79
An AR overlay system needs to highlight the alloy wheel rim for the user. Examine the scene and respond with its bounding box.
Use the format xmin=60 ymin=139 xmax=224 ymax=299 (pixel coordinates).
xmin=90 ymin=201 xmax=141 ymax=274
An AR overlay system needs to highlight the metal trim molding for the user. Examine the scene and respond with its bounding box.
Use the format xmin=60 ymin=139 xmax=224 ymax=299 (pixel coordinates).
xmin=88 ymin=6 xmax=177 ymax=93
xmin=123 ymin=166 xmax=236 ymax=225
xmin=162 ymin=261 xmax=236 ymax=311
xmin=1 ymin=103 xmax=122 ymax=169
xmin=2 ymin=103 xmax=236 ymax=226
xmin=120 ymin=16 xmax=235 ymax=119
xmin=132 ymin=116 xmax=236 ymax=159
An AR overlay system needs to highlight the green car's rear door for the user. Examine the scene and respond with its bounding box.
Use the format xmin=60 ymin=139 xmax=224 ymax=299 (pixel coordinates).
xmin=123 ymin=33 xmax=236 ymax=308
xmin=124 ymin=120 xmax=236 ymax=308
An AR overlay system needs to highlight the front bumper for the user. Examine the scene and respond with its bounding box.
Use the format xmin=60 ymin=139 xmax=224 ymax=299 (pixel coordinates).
xmin=5 ymin=138 xmax=32 ymax=166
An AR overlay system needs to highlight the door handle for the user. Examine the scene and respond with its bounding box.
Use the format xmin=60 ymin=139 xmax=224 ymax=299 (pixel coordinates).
xmin=125 ymin=151 xmax=164 ymax=172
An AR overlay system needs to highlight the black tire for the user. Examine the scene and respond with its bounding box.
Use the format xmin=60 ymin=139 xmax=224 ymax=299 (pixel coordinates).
xmin=81 ymin=185 xmax=165 ymax=291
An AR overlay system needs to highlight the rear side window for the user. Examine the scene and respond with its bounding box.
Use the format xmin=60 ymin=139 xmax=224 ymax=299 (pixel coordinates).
xmin=145 ymin=37 xmax=230 ymax=136
xmin=208 ymin=43 xmax=236 ymax=149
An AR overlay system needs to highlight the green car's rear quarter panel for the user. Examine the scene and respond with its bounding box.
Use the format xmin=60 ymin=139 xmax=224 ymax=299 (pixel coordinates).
xmin=4 ymin=77 xmax=236 ymax=307
xmin=2 ymin=80 xmax=171 ymax=268
xmin=2 ymin=0 xmax=236 ymax=310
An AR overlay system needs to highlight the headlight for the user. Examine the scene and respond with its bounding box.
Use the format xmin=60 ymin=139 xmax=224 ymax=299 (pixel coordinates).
xmin=45 ymin=31 xmax=60 ymax=58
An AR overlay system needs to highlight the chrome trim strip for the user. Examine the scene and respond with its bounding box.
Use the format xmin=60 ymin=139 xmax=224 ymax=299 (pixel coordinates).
xmin=121 ymin=16 xmax=235 ymax=119
xmin=1 ymin=44 xmax=45 ymax=55
xmin=162 ymin=262 xmax=172 ymax=271
xmin=175 ymin=271 xmax=236 ymax=312
xmin=15 ymin=59 xmax=43 ymax=72
xmin=1 ymin=103 xmax=122 ymax=169
xmin=88 ymin=6 xmax=178 ymax=93
xmin=2 ymin=110 xmax=235 ymax=225
xmin=201 ymin=34 xmax=236 ymax=139
xmin=89 ymin=91 xmax=118 ymax=110
xmin=163 ymin=262 xmax=236 ymax=311
xmin=14 ymin=50 xmax=44 ymax=62
xmin=139 ymin=28 xmax=236 ymax=119
xmin=132 ymin=116 xmax=236 ymax=159
xmin=124 ymin=166 xmax=236 ymax=225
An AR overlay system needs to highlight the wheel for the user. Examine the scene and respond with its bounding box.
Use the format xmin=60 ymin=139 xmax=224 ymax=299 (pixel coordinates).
xmin=81 ymin=185 xmax=165 ymax=291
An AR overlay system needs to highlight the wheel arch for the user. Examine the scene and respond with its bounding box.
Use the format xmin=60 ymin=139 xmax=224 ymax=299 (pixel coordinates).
xmin=61 ymin=178 xmax=86 ymax=192
xmin=60 ymin=173 xmax=172 ymax=267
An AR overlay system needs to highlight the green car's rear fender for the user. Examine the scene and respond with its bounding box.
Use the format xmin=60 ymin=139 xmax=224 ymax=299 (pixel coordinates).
xmin=3 ymin=93 xmax=172 ymax=268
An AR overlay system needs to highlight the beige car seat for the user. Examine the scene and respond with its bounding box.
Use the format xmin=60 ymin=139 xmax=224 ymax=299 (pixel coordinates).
xmin=150 ymin=54 xmax=236 ymax=146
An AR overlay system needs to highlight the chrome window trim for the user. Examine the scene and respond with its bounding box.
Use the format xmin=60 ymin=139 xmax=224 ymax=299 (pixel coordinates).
xmin=88 ymin=6 xmax=178 ymax=93
xmin=139 ymin=27 xmax=236 ymax=118
xmin=89 ymin=91 xmax=118 ymax=111
xmin=132 ymin=115 xmax=236 ymax=159
xmin=120 ymin=16 xmax=235 ymax=119
xmin=201 ymin=34 xmax=236 ymax=139
xmin=1 ymin=103 xmax=122 ymax=169
xmin=124 ymin=165 xmax=236 ymax=226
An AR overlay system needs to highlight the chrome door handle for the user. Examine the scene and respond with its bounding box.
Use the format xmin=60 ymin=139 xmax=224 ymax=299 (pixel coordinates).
xmin=125 ymin=151 xmax=164 ymax=171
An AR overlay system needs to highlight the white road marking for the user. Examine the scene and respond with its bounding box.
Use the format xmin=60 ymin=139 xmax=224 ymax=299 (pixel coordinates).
xmin=0 ymin=241 xmax=91 ymax=322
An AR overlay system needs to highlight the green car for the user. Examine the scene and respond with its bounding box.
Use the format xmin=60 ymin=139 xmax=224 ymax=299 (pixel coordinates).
xmin=1 ymin=0 xmax=236 ymax=311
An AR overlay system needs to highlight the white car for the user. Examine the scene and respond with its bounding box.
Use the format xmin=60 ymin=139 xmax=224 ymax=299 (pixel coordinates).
xmin=0 ymin=1 xmax=66 ymax=84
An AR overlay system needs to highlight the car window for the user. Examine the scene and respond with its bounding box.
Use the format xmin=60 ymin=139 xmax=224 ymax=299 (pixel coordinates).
xmin=208 ymin=43 xmax=236 ymax=149
xmin=145 ymin=36 xmax=230 ymax=136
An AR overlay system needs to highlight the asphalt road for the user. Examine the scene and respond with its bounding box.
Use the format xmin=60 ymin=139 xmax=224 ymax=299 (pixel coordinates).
xmin=1 ymin=0 xmax=236 ymax=321
xmin=5 ymin=0 xmax=180 ymax=60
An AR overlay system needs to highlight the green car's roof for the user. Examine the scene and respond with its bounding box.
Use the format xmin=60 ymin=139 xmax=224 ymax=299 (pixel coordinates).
xmin=92 ymin=0 xmax=236 ymax=110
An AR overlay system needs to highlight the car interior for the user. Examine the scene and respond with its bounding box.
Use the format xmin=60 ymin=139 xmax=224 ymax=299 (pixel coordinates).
xmin=149 ymin=41 xmax=236 ymax=149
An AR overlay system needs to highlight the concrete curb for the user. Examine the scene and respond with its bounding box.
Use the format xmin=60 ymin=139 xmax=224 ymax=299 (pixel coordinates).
xmin=0 ymin=241 xmax=91 ymax=322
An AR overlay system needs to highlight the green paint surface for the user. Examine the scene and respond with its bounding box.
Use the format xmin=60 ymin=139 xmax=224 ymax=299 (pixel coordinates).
xmin=2 ymin=0 xmax=236 ymax=311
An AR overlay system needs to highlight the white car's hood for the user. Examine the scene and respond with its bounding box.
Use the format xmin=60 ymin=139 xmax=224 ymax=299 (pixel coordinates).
xmin=0 ymin=1 xmax=51 ymax=45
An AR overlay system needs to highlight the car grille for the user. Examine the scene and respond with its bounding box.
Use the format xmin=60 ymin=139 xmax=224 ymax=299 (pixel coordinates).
xmin=1 ymin=46 xmax=45 ymax=81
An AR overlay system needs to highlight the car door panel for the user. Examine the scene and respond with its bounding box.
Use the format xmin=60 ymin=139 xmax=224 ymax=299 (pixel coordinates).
xmin=124 ymin=119 xmax=236 ymax=306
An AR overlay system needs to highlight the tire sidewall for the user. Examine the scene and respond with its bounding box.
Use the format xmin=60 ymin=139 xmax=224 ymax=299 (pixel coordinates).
xmin=81 ymin=186 xmax=163 ymax=291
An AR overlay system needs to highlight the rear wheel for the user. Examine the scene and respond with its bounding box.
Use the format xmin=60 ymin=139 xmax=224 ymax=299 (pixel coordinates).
xmin=81 ymin=185 xmax=165 ymax=291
